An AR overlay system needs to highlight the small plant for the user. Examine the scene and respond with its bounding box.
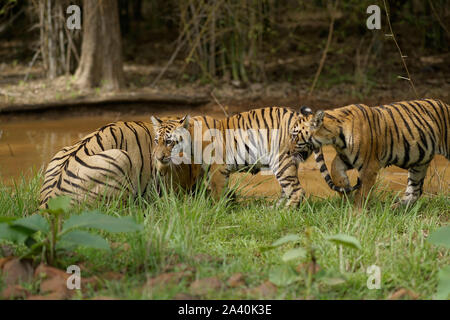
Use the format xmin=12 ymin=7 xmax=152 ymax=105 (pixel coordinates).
xmin=427 ymin=225 xmax=450 ymax=300
xmin=0 ymin=196 xmax=143 ymax=266
xmin=261 ymin=229 xmax=362 ymax=297
xmin=325 ymin=233 xmax=362 ymax=274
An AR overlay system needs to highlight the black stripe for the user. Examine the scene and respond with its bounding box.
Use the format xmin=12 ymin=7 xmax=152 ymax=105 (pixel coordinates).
xmin=338 ymin=129 xmax=347 ymax=149
xmin=96 ymin=133 xmax=105 ymax=151
xmin=74 ymin=155 xmax=116 ymax=175
xmin=402 ymin=137 xmax=410 ymax=168
xmin=85 ymin=175 xmax=123 ymax=192
xmin=65 ymin=169 xmax=86 ymax=181
xmin=125 ymin=122 xmax=144 ymax=183
xmin=315 ymin=153 xmax=324 ymax=162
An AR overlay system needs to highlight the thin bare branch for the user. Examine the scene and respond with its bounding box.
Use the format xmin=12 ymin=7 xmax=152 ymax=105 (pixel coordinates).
xmin=383 ymin=0 xmax=419 ymax=98
xmin=211 ymin=91 xmax=229 ymax=117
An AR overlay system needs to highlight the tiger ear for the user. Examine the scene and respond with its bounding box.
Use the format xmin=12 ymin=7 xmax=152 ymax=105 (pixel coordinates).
xmin=311 ymin=110 xmax=325 ymax=129
xmin=300 ymin=106 xmax=313 ymax=116
xmin=179 ymin=115 xmax=191 ymax=129
xmin=151 ymin=116 xmax=162 ymax=128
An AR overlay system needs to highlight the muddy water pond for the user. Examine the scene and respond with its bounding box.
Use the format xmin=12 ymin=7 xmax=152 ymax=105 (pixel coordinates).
xmin=0 ymin=111 xmax=448 ymax=199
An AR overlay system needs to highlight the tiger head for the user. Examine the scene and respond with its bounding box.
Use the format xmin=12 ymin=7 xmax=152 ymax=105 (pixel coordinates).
xmin=289 ymin=106 xmax=316 ymax=163
xmin=150 ymin=115 xmax=191 ymax=174
xmin=298 ymin=108 xmax=329 ymax=146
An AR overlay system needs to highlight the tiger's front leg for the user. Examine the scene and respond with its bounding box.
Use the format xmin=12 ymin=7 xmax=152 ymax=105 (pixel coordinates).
xmin=271 ymin=154 xmax=305 ymax=207
xmin=330 ymin=154 xmax=351 ymax=189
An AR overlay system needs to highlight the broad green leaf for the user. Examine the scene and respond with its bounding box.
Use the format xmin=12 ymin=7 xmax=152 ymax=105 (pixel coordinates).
xmin=435 ymin=265 xmax=450 ymax=300
xmin=62 ymin=211 xmax=143 ymax=233
xmin=428 ymin=226 xmax=450 ymax=249
xmin=47 ymin=196 xmax=72 ymax=214
xmin=272 ymin=234 xmax=301 ymax=247
xmin=12 ymin=214 xmax=49 ymax=234
xmin=259 ymin=234 xmax=302 ymax=252
xmin=0 ymin=217 xmax=17 ymax=223
xmin=326 ymin=234 xmax=362 ymax=250
xmin=268 ymin=265 xmax=300 ymax=287
xmin=0 ymin=223 xmax=30 ymax=244
xmin=282 ymin=248 xmax=307 ymax=262
xmin=58 ymin=230 xmax=110 ymax=251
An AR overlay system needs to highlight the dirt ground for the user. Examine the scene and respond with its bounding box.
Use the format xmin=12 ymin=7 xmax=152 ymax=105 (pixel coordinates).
xmin=1 ymin=59 xmax=449 ymax=115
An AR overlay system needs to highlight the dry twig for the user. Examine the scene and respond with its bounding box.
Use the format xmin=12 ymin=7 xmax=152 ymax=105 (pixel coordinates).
xmin=383 ymin=0 xmax=419 ymax=98
xmin=211 ymin=91 xmax=229 ymax=117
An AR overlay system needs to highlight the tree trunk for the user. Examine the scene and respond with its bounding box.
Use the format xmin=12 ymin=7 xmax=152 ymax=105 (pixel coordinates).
xmin=75 ymin=0 xmax=124 ymax=90
xmin=35 ymin=0 xmax=79 ymax=78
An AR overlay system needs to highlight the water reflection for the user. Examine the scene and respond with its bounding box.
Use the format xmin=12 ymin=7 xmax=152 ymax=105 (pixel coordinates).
xmin=25 ymin=130 xmax=85 ymax=165
xmin=0 ymin=115 xmax=136 ymax=184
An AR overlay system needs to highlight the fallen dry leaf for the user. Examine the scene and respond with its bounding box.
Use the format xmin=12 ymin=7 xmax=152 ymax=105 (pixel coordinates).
xmin=227 ymin=273 xmax=245 ymax=288
xmin=388 ymin=288 xmax=420 ymax=300
xmin=243 ymin=281 xmax=277 ymax=298
xmin=34 ymin=264 xmax=69 ymax=280
xmin=1 ymin=284 xmax=30 ymax=299
xmin=40 ymin=276 xmax=72 ymax=299
xmin=189 ymin=277 xmax=223 ymax=296
xmin=2 ymin=258 xmax=33 ymax=286
xmin=0 ymin=256 xmax=14 ymax=270
xmin=34 ymin=264 xmax=73 ymax=300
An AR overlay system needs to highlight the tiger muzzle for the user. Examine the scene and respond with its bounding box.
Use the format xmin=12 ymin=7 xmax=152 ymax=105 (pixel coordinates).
xmin=157 ymin=155 xmax=171 ymax=164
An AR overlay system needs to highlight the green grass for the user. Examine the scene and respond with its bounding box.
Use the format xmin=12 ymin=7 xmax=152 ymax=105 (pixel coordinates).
xmin=0 ymin=172 xmax=449 ymax=300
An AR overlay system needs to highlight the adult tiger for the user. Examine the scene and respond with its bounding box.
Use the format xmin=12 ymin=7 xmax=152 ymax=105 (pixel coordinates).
xmin=292 ymin=99 xmax=449 ymax=207
xmin=151 ymin=107 xmax=358 ymax=207
xmin=39 ymin=118 xmax=196 ymax=208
